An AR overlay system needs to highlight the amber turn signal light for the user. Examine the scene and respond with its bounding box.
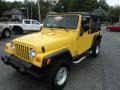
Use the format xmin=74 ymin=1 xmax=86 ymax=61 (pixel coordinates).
xmin=36 ymin=57 xmax=41 ymax=63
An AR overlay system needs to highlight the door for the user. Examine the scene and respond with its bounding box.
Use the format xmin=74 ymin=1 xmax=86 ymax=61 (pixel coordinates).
xmin=31 ymin=20 xmax=41 ymax=31
xmin=78 ymin=16 xmax=93 ymax=54
xmin=23 ymin=20 xmax=32 ymax=30
xmin=113 ymin=24 xmax=120 ymax=31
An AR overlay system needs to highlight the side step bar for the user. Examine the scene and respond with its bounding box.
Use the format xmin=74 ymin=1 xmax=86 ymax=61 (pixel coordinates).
xmin=72 ymin=51 xmax=92 ymax=64
xmin=73 ymin=56 xmax=86 ymax=64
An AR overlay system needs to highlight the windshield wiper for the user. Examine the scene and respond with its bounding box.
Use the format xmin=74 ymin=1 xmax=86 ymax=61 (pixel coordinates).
xmin=48 ymin=26 xmax=55 ymax=31
xmin=44 ymin=25 xmax=69 ymax=32
xmin=57 ymin=26 xmax=68 ymax=32
xmin=44 ymin=25 xmax=55 ymax=31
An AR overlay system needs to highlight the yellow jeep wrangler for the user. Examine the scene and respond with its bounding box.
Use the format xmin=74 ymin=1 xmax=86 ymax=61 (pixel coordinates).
xmin=1 ymin=12 xmax=102 ymax=90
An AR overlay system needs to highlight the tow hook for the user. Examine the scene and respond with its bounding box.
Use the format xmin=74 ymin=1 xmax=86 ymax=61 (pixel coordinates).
xmin=19 ymin=67 xmax=25 ymax=72
xmin=1 ymin=56 xmax=9 ymax=65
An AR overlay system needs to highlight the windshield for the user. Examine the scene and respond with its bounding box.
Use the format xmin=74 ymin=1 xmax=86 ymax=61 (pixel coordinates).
xmin=43 ymin=15 xmax=79 ymax=29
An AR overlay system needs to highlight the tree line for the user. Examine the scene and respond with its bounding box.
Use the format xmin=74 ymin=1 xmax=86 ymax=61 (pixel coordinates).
xmin=0 ymin=0 xmax=120 ymax=22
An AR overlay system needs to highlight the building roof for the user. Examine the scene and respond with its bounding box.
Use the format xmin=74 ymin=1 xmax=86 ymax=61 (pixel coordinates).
xmin=2 ymin=8 xmax=23 ymax=15
xmin=93 ymin=7 xmax=108 ymax=16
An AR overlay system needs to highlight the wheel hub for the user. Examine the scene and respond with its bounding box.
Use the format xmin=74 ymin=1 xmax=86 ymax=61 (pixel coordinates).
xmin=96 ymin=45 xmax=99 ymax=54
xmin=55 ymin=67 xmax=68 ymax=85
xmin=5 ymin=31 xmax=10 ymax=37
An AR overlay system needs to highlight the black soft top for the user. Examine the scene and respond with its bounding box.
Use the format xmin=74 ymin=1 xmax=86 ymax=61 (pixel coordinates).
xmin=48 ymin=12 xmax=100 ymax=17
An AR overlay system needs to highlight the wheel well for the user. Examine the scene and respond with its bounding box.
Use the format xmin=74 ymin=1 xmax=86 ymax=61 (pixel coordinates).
xmin=96 ymin=35 xmax=102 ymax=42
xmin=3 ymin=28 xmax=11 ymax=34
xmin=52 ymin=53 xmax=72 ymax=64
xmin=91 ymin=35 xmax=102 ymax=48
xmin=107 ymin=27 xmax=111 ymax=29
xmin=13 ymin=26 xmax=23 ymax=31
xmin=42 ymin=49 xmax=72 ymax=67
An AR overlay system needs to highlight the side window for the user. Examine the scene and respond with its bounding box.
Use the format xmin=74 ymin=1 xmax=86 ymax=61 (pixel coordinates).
xmin=91 ymin=17 xmax=101 ymax=33
xmin=32 ymin=20 xmax=40 ymax=24
xmin=81 ymin=17 xmax=90 ymax=32
xmin=24 ymin=20 xmax=30 ymax=24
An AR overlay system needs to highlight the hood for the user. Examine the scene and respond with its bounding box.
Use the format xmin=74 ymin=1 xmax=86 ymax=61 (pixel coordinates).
xmin=13 ymin=28 xmax=76 ymax=53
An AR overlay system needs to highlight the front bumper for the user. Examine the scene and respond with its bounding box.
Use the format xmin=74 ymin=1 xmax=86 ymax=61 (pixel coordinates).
xmin=1 ymin=55 xmax=45 ymax=78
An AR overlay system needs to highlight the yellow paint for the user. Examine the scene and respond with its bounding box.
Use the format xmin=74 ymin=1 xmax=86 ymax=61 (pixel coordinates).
xmin=4 ymin=14 xmax=101 ymax=68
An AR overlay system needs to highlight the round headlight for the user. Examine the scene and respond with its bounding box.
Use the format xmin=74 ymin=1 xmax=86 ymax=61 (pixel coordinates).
xmin=29 ymin=48 xmax=36 ymax=58
xmin=11 ymin=42 xmax=15 ymax=50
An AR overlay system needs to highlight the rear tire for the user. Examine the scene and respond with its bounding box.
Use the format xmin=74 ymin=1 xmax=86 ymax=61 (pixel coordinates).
xmin=91 ymin=41 xmax=100 ymax=57
xmin=3 ymin=29 xmax=11 ymax=38
xmin=107 ymin=28 xmax=111 ymax=31
xmin=46 ymin=61 xmax=70 ymax=90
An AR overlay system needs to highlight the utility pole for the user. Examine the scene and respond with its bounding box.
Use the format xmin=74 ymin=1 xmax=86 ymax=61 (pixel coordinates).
xmin=37 ymin=0 xmax=41 ymax=22
xmin=119 ymin=15 xmax=120 ymax=22
xmin=21 ymin=7 xmax=29 ymax=19
xmin=31 ymin=0 xmax=33 ymax=19
xmin=27 ymin=7 xmax=29 ymax=19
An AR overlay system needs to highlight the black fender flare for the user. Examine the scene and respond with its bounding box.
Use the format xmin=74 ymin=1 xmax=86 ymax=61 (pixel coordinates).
xmin=91 ymin=34 xmax=102 ymax=48
xmin=42 ymin=49 xmax=72 ymax=67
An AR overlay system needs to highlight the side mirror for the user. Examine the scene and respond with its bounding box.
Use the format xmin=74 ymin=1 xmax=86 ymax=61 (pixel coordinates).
xmin=83 ymin=24 xmax=89 ymax=32
xmin=41 ymin=24 xmax=43 ymax=27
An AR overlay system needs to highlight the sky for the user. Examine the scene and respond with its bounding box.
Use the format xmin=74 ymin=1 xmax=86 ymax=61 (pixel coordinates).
xmin=106 ymin=0 xmax=120 ymax=6
xmin=5 ymin=0 xmax=120 ymax=6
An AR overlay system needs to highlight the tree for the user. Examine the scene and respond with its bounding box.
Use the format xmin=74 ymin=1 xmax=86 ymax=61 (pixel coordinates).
xmin=1 ymin=0 xmax=116 ymax=22
xmin=81 ymin=0 xmax=98 ymax=11
xmin=53 ymin=0 xmax=99 ymax=12
xmin=97 ymin=0 xmax=109 ymax=11
xmin=109 ymin=6 xmax=120 ymax=22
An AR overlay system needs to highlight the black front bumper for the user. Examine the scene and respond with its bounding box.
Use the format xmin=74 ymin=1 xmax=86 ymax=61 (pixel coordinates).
xmin=1 ymin=55 xmax=45 ymax=78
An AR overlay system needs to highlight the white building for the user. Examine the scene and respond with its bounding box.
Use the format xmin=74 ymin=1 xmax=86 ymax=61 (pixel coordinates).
xmin=2 ymin=8 xmax=26 ymax=21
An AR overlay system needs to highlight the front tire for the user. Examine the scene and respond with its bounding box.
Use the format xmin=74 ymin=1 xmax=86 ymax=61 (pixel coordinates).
xmin=47 ymin=61 xmax=69 ymax=90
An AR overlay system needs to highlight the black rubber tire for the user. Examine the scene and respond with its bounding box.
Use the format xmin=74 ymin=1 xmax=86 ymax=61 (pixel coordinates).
xmin=46 ymin=61 xmax=70 ymax=90
xmin=13 ymin=27 xmax=23 ymax=34
xmin=107 ymin=28 xmax=111 ymax=31
xmin=91 ymin=41 xmax=100 ymax=57
xmin=3 ymin=29 xmax=11 ymax=38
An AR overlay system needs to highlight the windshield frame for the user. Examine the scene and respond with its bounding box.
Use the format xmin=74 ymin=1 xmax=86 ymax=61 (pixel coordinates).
xmin=43 ymin=15 xmax=79 ymax=29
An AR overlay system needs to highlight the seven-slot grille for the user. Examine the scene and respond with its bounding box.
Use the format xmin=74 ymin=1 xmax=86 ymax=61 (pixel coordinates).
xmin=14 ymin=43 xmax=30 ymax=60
